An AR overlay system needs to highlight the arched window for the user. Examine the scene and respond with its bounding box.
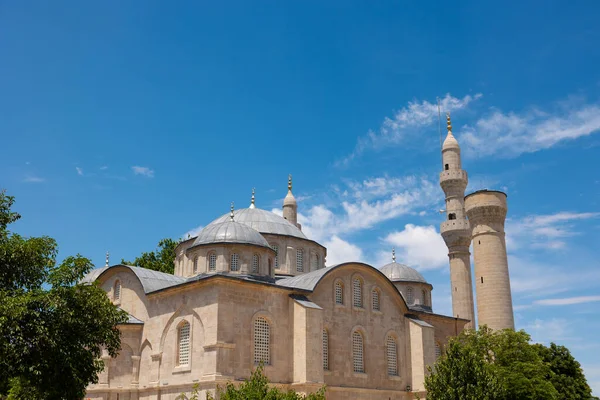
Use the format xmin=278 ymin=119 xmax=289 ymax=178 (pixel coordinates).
xmin=335 ymin=281 xmax=344 ymax=305
xmin=422 ymin=289 xmax=427 ymax=306
xmin=448 ymin=213 xmax=456 ymax=220
xmin=252 ymin=254 xmax=259 ymax=273
xmin=193 ymin=256 xmax=198 ymax=273
xmin=114 ymin=280 xmax=121 ymax=302
xmin=322 ymin=329 xmax=329 ymax=370
xmin=311 ymin=253 xmax=318 ymax=270
xmin=230 ymin=253 xmax=239 ymax=272
xmin=272 ymin=245 xmax=279 ymax=269
xmin=406 ymin=287 xmax=414 ymax=305
xmin=435 ymin=342 xmax=442 ymax=360
xmin=386 ymin=335 xmax=398 ymax=376
xmin=296 ymin=249 xmax=304 ymax=272
xmin=177 ymin=321 xmax=191 ymax=366
xmin=253 ymin=317 xmax=270 ymax=365
xmin=208 ymin=252 xmax=217 ymax=272
xmin=372 ymin=289 xmax=380 ymax=311
xmin=352 ymin=331 xmax=364 ymax=373
xmin=353 ymin=277 xmax=363 ymax=308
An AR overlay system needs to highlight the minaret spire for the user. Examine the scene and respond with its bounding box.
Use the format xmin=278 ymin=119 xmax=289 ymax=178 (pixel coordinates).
xmin=249 ymin=188 xmax=256 ymax=209
xmin=105 ymin=251 xmax=110 ymax=267
xmin=392 ymin=248 xmax=396 ymax=263
xmin=288 ymin=174 xmax=292 ymax=191
xmin=230 ymin=202 xmax=235 ymax=221
xmin=446 ymin=112 xmax=452 ymax=132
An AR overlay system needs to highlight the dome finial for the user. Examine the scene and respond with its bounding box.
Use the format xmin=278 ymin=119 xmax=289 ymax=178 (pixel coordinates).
xmin=288 ymin=174 xmax=292 ymax=191
xmin=392 ymin=248 xmax=396 ymax=263
xmin=230 ymin=202 xmax=235 ymax=221
xmin=105 ymin=251 xmax=110 ymax=267
xmin=249 ymin=188 xmax=256 ymax=209
xmin=446 ymin=112 xmax=452 ymax=132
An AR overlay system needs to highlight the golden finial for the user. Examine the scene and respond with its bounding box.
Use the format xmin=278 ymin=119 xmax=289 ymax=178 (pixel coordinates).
xmin=105 ymin=251 xmax=110 ymax=267
xmin=230 ymin=202 xmax=235 ymax=221
xmin=249 ymin=188 xmax=256 ymax=209
xmin=288 ymin=174 xmax=292 ymax=191
xmin=392 ymin=248 xmax=396 ymax=263
xmin=446 ymin=112 xmax=452 ymax=132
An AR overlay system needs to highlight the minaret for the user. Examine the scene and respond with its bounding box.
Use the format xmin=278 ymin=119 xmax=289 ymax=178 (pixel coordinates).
xmin=465 ymin=190 xmax=514 ymax=330
xmin=439 ymin=113 xmax=475 ymax=329
xmin=283 ymin=174 xmax=298 ymax=227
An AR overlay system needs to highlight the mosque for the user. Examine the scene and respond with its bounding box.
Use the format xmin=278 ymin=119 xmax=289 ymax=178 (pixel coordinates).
xmin=83 ymin=115 xmax=514 ymax=400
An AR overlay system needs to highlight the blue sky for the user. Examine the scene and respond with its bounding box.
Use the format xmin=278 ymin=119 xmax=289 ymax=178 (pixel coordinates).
xmin=1 ymin=0 xmax=599 ymax=393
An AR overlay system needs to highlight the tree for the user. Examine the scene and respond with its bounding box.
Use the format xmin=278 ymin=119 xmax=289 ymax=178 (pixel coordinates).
xmin=122 ymin=237 xmax=178 ymax=274
xmin=533 ymin=342 xmax=593 ymax=399
xmin=0 ymin=190 xmax=128 ymax=399
xmin=204 ymin=364 xmax=326 ymax=400
xmin=425 ymin=327 xmax=559 ymax=400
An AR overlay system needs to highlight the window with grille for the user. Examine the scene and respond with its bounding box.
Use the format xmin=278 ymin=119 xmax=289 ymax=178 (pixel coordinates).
xmin=296 ymin=249 xmax=303 ymax=272
xmin=230 ymin=253 xmax=239 ymax=271
xmin=352 ymin=331 xmax=364 ymax=373
xmin=114 ymin=280 xmax=121 ymax=301
xmin=252 ymin=254 xmax=259 ymax=273
xmin=353 ymin=278 xmax=363 ymax=308
xmin=372 ymin=289 xmax=380 ymax=311
xmin=254 ymin=317 xmax=270 ymax=365
xmin=312 ymin=253 xmax=318 ymax=270
xmin=193 ymin=257 xmax=198 ymax=273
xmin=208 ymin=253 xmax=217 ymax=271
xmin=406 ymin=287 xmax=414 ymax=305
xmin=177 ymin=321 xmax=191 ymax=366
xmin=335 ymin=281 xmax=344 ymax=305
xmin=422 ymin=289 xmax=427 ymax=306
xmin=435 ymin=342 xmax=442 ymax=360
xmin=272 ymin=245 xmax=279 ymax=268
xmin=322 ymin=329 xmax=329 ymax=370
xmin=386 ymin=335 xmax=398 ymax=376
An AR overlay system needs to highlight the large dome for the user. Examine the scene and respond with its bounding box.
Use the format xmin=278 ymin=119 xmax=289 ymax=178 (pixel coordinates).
xmin=379 ymin=262 xmax=428 ymax=284
xmin=208 ymin=208 xmax=307 ymax=240
xmin=192 ymin=220 xmax=271 ymax=249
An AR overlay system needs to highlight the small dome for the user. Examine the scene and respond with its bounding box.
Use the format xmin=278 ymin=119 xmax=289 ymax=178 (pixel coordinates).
xmin=192 ymin=220 xmax=271 ymax=249
xmin=207 ymin=208 xmax=307 ymax=239
xmin=442 ymin=132 xmax=460 ymax=150
xmin=283 ymin=190 xmax=297 ymax=206
xmin=379 ymin=262 xmax=428 ymax=284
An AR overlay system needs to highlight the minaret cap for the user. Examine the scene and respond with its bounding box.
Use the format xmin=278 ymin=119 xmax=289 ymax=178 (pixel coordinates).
xmin=392 ymin=248 xmax=396 ymax=263
xmin=283 ymin=174 xmax=297 ymax=206
xmin=442 ymin=112 xmax=460 ymax=150
xmin=105 ymin=251 xmax=109 ymax=267
xmin=230 ymin=202 xmax=235 ymax=221
xmin=249 ymin=188 xmax=256 ymax=209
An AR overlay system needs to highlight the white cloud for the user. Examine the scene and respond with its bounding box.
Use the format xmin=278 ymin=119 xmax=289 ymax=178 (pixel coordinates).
xmin=323 ymin=236 xmax=363 ymax=266
xmin=461 ymin=101 xmax=600 ymax=157
xmin=534 ymin=295 xmax=600 ymax=306
xmin=182 ymin=225 xmax=204 ymax=240
xmin=524 ymin=318 xmax=574 ymax=344
xmin=100 ymin=166 xmax=108 ymax=170
xmin=132 ymin=166 xmax=155 ymax=178
xmin=76 ymin=167 xmax=83 ymax=176
xmin=384 ymin=224 xmax=447 ymax=270
xmin=337 ymin=93 xmax=482 ymax=166
xmin=23 ymin=175 xmax=45 ymax=183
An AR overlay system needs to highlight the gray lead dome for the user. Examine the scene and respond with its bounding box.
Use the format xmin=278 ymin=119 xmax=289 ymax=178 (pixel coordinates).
xmin=192 ymin=220 xmax=271 ymax=249
xmin=208 ymin=208 xmax=307 ymax=239
xmin=379 ymin=262 xmax=428 ymax=284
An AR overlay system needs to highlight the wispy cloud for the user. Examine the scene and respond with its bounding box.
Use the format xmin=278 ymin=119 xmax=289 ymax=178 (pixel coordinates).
xmin=534 ymin=295 xmax=600 ymax=306
xmin=461 ymin=99 xmax=600 ymax=157
xmin=76 ymin=167 xmax=83 ymax=176
xmin=131 ymin=166 xmax=155 ymax=178
xmin=100 ymin=166 xmax=108 ymax=170
xmin=182 ymin=225 xmax=204 ymax=239
xmin=23 ymin=175 xmax=45 ymax=183
xmin=337 ymin=93 xmax=482 ymax=167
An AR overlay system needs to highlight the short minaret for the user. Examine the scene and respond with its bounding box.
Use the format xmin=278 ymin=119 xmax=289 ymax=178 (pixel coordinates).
xmin=465 ymin=190 xmax=514 ymax=330
xmin=439 ymin=113 xmax=476 ymax=329
xmin=283 ymin=174 xmax=298 ymax=227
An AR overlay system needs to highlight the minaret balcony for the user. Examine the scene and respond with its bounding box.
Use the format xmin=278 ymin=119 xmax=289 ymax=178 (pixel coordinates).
xmin=440 ymin=219 xmax=470 ymax=235
xmin=439 ymin=170 xmax=468 ymax=185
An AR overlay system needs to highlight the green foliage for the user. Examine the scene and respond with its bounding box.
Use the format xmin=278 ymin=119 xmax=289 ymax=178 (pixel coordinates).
xmin=205 ymin=364 xmax=326 ymax=400
xmin=122 ymin=237 xmax=178 ymax=274
xmin=0 ymin=190 xmax=128 ymax=399
xmin=426 ymin=326 xmax=560 ymax=400
xmin=533 ymin=342 xmax=593 ymax=399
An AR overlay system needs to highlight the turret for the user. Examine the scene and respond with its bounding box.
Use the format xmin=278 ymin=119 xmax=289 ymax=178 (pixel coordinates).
xmin=283 ymin=174 xmax=299 ymax=228
xmin=439 ymin=113 xmax=476 ymax=329
xmin=465 ymin=190 xmax=514 ymax=330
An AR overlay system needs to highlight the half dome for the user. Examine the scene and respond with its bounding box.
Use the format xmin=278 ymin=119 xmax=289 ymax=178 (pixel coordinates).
xmin=207 ymin=208 xmax=307 ymax=239
xmin=379 ymin=262 xmax=428 ymax=284
xmin=192 ymin=220 xmax=271 ymax=249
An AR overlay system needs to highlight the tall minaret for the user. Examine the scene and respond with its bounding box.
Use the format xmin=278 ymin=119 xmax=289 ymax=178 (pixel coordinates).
xmin=439 ymin=113 xmax=475 ymax=329
xmin=465 ymin=190 xmax=514 ymax=330
xmin=283 ymin=174 xmax=298 ymax=227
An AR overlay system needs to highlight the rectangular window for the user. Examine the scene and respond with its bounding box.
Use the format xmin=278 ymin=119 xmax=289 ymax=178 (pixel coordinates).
xmin=254 ymin=318 xmax=270 ymax=365
xmin=335 ymin=282 xmax=343 ymax=305
xmin=178 ymin=323 xmax=190 ymax=366
xmin=272 ymin=245 xmax=279 ymax=269
xmin=296 ymin=249 xmax=303 ymax=272
xmin=353 ymin=278 xmax=363 ymax=308
xmin=352 ymin=332 xmax=364 ymax=373
xmin=387 ymin=336 xmax=398 ymax=376
xmin=372 ymin=290 xmax=380 ymax=311
xmin=322 ymin=329 xmax=329 ymax=370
